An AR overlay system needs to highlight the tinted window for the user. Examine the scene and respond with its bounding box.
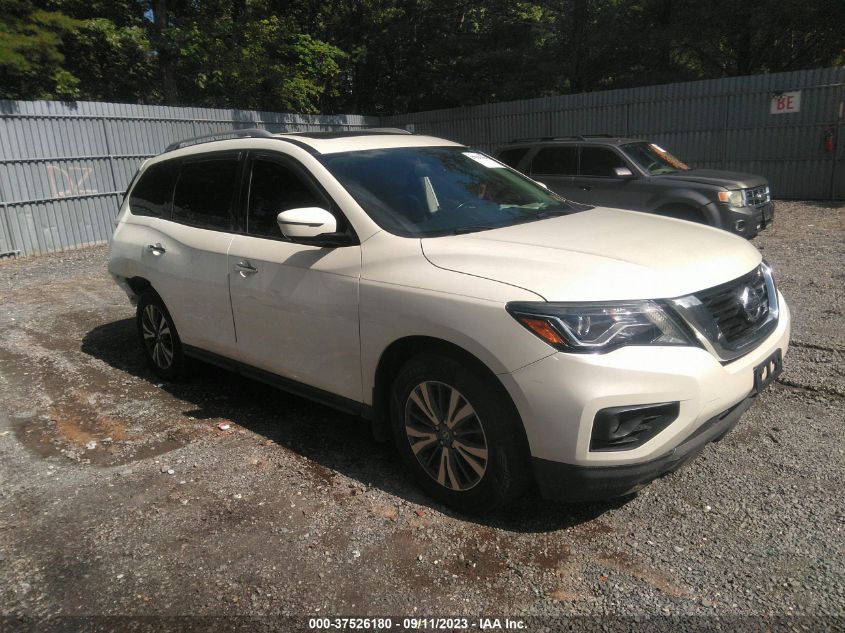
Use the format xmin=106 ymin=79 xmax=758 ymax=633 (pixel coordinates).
xmin=497 ymin=147 xmax=530 ymax=169
xmin=531 ymin=147 xmax=578 ymax=176
xmin=247 ymin=159 xmax=326 ymax=238
xmin=172 ymin=157 xmax=240 ymax=230
xmin=129 ymin=162 xmax=175 ymax=217
xmin=579 ymin=147 xmax=627 ymax=177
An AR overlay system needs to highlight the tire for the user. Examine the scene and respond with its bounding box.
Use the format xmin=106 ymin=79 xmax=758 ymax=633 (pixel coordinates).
xmin=389 ymin=352 xmax=531 ymax=513
xmin=136 ymin=291 xmax=187 ymax=381
xmin=655 ymin=206 xmax=708 ymax=224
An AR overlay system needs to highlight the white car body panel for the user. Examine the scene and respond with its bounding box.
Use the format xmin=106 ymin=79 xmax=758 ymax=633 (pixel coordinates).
xmin=227 ymin=234 xmax=363 ymax=402
xmin=111 ymin=211 xmax=237 ymax=357
xmin=357 ymin=230 xmax=554 ymax=405
xmin=422 ymin=208 xmax=762 ymax=301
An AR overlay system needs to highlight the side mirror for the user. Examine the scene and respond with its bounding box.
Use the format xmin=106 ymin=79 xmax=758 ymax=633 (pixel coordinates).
xmin=277 ymin=207 xmax=338 ymax=239
xmin=614 ymin=167 xmax=635 ymax=179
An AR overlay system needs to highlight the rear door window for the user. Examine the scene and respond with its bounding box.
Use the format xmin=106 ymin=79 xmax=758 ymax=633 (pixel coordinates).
xmin=129 ymin=162 xmax=175 ymax=217
xmin=172 ymin=156 xmax=241 ymax=230
xmin=579 ymin=147 xmax=627 ymax=177
xmin=530 ymin=147 xmax=578 ymax=176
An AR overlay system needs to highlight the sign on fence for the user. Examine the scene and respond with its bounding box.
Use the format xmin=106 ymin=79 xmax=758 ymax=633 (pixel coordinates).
xmin=771 ymin=91 xmax=801 ymax=114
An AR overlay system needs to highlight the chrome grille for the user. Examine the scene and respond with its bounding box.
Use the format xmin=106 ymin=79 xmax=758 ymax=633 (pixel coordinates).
xmin=695 ymin=267 xmax=769 ymax=343
xmin=745 ymin=185 xmax=771 ymax=206
xmin=668 ymin=264 xmax=780 ymax=362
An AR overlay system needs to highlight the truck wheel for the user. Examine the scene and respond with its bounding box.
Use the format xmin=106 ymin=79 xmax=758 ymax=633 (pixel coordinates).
xmin=390 ymin=352 xmax=531 ymax=513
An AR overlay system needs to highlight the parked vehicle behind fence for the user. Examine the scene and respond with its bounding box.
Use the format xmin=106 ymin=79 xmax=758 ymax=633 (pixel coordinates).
xmin=109 ymin=129 xmax=790 ymax=512
xmin=496 ymin=135 xmax=775 ymax=238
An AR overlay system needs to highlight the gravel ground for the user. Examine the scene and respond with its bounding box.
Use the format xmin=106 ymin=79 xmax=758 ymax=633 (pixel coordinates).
xmin=0 ymin=201 xmax=843 ymax=632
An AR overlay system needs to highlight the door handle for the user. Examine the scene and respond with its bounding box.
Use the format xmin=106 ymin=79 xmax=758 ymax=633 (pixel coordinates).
xmin=235 ymin=260 xmax=258 ymax=276
xmin=146 ymin=243 xmax=166 ymax=255
xmin=580 ymin=185 xmax=593 ymax=191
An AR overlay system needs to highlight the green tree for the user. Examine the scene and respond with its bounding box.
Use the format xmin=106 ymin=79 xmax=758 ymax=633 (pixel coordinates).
xmin=0 ymin=0 xmax=83 ymax=99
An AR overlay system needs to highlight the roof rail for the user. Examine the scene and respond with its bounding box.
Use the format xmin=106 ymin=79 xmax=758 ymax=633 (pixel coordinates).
xmin=508 ymin=136 xmax=555 ymax=144
xmin=364 ymin=127 xmax=413 ymax=135
xmin=164 ymin=128 xmax=275 ymax=152
xmin=507 ymin=134 xmax=618 ymax=144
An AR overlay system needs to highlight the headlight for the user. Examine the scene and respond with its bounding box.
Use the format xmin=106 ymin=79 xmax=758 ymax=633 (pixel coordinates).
xmin=717 ymin=190 xmax=746 ymax=206
xmin=506 ymin=301 xmax=696 ymax=354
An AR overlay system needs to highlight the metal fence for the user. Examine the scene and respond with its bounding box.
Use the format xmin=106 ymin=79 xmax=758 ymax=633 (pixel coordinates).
xmin=383 ymin=66 xmax=845 ymax=202
xmin=2 ymin=67 xmax=843 ymax=256
xmin=0 ymin=100 xmax=377 ymax=257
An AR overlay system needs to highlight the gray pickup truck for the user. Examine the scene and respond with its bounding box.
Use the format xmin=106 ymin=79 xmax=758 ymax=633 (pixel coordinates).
xmin=495 ymin=136 xmax=774 ymax=238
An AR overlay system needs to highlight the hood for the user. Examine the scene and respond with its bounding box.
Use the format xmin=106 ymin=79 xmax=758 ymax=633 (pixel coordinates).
xmin=421 ymin=208 xmax=762 ymax=301
xmin=656 ymin=169 xmax=767 ymax=189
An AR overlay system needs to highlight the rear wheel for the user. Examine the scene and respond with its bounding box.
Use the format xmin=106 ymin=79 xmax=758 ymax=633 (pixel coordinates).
xmin=390 ymin=352 xmax=531 ymax=513
xmin=136 ymin=292 xmax=186 ymax=380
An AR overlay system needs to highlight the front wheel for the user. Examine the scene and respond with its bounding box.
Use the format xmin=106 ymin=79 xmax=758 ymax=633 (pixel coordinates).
xmin=136 ymin=292 xmax=187 ymax=381
xmin=390 ymin=353 xmax=531 ymax=513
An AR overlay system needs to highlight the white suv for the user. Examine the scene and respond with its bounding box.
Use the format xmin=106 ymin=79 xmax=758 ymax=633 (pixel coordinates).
xmin=109 ymin=129 xmax=790 ymax=512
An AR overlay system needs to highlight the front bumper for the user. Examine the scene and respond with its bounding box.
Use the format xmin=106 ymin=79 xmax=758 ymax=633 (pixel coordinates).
xmin=498 ymin=293 xmax=790 ymax=499
xmin=716 ymin=201 xmax=775 ymax=238
xmin=532 ymin=393 xmax=753 ymax=501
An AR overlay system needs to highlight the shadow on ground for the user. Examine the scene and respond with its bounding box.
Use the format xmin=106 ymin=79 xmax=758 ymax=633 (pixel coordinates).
xmin=81 ymin=317 xmax=627 ymax=533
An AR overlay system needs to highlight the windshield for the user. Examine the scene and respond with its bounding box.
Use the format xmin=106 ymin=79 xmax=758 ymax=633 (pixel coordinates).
xmin=623 ymin=142 xmax=690 ymax=175
xmin=318 ymin=146 xmax=576 ymax=237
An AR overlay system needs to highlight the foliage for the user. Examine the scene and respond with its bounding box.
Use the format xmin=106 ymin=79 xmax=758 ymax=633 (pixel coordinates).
xmin=0 ymin=0 xmax=843 ymax=113
xmin=0 ymin=0 xmax=83 ymax=99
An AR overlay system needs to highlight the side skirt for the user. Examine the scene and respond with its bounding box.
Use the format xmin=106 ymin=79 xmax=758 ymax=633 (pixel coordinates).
xmin=183 ymin=344 xmax=366 ymax=418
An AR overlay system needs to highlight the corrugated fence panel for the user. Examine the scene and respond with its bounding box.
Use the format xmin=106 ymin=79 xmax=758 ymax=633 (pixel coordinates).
xmin=0 ymin=100 xmax=378 ymax=256
xmin=2 ymin=69 xmax=844 ymax=257
xmin=384 ymin=66 xmax=845 ymax=201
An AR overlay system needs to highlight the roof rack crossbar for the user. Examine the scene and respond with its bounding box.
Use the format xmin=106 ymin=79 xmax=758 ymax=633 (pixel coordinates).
xmin=164 ymin=128 xmax=275 ymax=152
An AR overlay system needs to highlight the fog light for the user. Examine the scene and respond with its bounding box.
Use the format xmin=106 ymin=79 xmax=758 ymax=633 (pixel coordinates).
xmin=591 ymin=402 xmax=680 ymax=451
xmin=734 ymin=220 xmax=746 ymax=232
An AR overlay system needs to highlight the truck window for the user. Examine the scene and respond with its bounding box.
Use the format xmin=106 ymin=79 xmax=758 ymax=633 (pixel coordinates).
xmin=531 ymin=147 xmax=578 ymax=176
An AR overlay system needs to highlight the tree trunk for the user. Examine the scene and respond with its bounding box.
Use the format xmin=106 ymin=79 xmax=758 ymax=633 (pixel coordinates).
xmin=151 ymin=0 xmax=178 ymax=104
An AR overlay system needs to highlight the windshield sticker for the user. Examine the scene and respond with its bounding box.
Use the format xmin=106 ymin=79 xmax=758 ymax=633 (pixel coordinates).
xmin=463 ymin=152 xmax=505 ymax=168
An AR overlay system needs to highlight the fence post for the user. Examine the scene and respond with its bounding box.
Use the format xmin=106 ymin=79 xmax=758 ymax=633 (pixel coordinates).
xmin=100 ymin=119 xmax=119 ymax=197
xmin=831 ymin=95 xmax=844 ymax=199
xmin=0 ymin=201 xmax=19 ymax=257
xmin=721 ymin=93 xmax=731 ymax=168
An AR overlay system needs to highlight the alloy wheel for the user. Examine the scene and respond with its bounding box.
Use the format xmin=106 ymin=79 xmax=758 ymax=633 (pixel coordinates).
xmin=141 ymin=304 xmax=174 ymax=370
xmin=403 ymin=381 xmax=489 ymax=491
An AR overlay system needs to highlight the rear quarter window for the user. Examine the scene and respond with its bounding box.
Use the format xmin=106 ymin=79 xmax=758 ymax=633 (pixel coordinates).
xmin=129 ymin=162 xmax=176 ymax=217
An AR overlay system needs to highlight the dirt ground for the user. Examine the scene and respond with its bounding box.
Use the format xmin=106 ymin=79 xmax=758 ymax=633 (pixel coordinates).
xmin=1 ymin=201 xmax=843 ymax=632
